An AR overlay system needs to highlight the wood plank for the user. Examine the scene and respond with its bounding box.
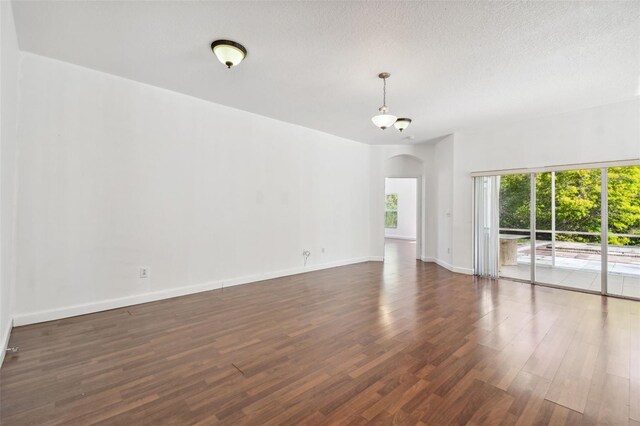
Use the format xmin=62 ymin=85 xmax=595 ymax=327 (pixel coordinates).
xmin=544 ymin=339 xmax=601 ymax=412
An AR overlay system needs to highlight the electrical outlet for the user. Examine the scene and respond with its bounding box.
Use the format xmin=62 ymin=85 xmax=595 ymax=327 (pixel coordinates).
xmin=302 ymin=249 xmax=311 ymax=266
xmin=447 ymin=248 xmax=450 ymax=254
xmin=140 ymin=267 xmax=150 ymax=279
xmin=321 ymin=247 xmax=325 ymax=254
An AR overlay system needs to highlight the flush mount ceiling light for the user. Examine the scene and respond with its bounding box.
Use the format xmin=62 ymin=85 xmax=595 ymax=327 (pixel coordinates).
xmin=371 ymin=72 xmax=412 ymax=133
xmin=211 ymin=40 xmax=247 ymax=69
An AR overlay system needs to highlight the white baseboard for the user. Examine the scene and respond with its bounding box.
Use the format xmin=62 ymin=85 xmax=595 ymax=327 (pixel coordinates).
xmin=13 ymin=280 xmax=223 ymax=326
xmin=453 ymin=266 xmax=474 ymax=275
xmin=368 ymin=256 xmax=384 ymax=262
xmin=0 ymin=318 xmax=13 ymax=368
xmin=221 ymin=257 xmax=371 ymax=288
xmin=421 ymin=257 xmax=474 ymax=275
xmin=385 ymin=235 xmax=416 ymax=241
xmin=435 ymin=258 xmax=455 ymax=272
xmin=12 ymin=256 xmax=372 ymax=326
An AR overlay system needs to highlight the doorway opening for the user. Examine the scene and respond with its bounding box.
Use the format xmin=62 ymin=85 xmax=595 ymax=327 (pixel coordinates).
xmin=384 ymin=177 xmax=419 ymax=264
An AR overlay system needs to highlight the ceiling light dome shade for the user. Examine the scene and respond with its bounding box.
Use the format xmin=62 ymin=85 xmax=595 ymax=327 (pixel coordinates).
xmin=211 ymin=40 xmax=247 ymax=68
xmin=372 ymin=113 xmax=397 ymax=130
xmin=394 ymin=118 xmax=412 ymax=132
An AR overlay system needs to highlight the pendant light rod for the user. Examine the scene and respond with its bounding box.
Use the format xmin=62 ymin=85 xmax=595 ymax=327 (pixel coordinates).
xmin=379 ymin=72 xmax=390 ymax=111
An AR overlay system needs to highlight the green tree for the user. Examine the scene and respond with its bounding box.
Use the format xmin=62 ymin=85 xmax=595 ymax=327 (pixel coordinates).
xmin=608 ymin=166 xmax=640 ymax=244
xmin=535 ymin=172 xmax=552 ymax=231
xmin=499 ymin=174 xmax=530 ymax=229
xmin=385 ymin=194 xmax=398 ymax=228
xmin=499 ymin=166 xmax=640 ymax=246
xmin=554 ymin=169 xmax=601 ymax=239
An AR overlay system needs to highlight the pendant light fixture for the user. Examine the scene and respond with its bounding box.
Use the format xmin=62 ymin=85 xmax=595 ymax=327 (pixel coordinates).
xmin=371 ymin=73 xmax=412 ymax=133
xmin=211 ymin=40 xmax=247 ymax=69
xmin=371 ymin=73 xmax=397 ymax=130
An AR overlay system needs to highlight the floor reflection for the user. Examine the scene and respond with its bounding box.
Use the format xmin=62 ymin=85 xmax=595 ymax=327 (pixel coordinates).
xmin=501 ymin=263 xmax=640 ymax=298
xmin=378 ymin=238 xmax=419 ymax=337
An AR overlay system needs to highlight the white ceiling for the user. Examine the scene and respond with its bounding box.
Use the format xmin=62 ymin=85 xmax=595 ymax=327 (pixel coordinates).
xmin=11 ymin=1 xmax=640 ymax=145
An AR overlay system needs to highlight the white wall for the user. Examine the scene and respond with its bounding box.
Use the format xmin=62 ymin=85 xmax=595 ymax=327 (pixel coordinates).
xmin=13 ymin=53 xmax=371 ymax=325
xmin=1 ymin=0 xmax=21 ymax=362
xmin=385 ymin=178 xmax=417 ymax=240
xmin=451 ymin=98 xmax=640 ymax=273
xmin=369 ymin=144 xmax=436 ymax=261
xmin=434 ymin=136 xmax=453 ymax=267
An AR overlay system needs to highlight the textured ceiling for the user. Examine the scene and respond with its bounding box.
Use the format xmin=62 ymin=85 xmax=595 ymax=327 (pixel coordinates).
xmin=11 ymin=1 xmax=640 ymax=145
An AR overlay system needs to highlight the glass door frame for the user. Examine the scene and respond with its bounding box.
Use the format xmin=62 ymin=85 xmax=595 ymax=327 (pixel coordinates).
xmin=600 ymin=168 xmax=608 ymax=295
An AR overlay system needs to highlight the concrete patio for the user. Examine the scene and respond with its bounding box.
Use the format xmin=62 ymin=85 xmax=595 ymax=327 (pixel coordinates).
xmin=500 ymin=241 xmax=640 ymax=299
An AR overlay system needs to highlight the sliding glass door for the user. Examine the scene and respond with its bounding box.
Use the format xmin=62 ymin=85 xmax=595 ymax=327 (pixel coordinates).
xmin=535 ymin=169 xmax=602 ymax=291
xmin=474 ymin=163 xmax=640 ymax=300
xmin=534 ymin=172 xmax=555 ymax=279
xmin=498 ymin=173 xmax=531 ymax=281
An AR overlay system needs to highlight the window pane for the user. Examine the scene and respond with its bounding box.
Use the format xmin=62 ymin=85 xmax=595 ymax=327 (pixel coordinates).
xmin=607 ymin=166 xmax=640 ymax=299
xmin=555 ymin=169 xmax=601 ymax=233
xmin=536 ymin=172 xmax=552 ymax=231
xmin=554 ymin=169 xmax=602 ymax=291
xmin=535 ymin=173 xmax=554 ymax=269
xmin=607 ymin=236 xmax=640 ymax=298
xmin=385 ymin=193 xmax=398 ymax=228
xmin=499 ymin=174 xmax=531 ymax=280
xmin=537 ymin=169 xmax=601 ymax=291
xmin=607 ymin=166 xmax=640 ymax=235
xmin=385 ymin=193 xmax=398 ymax=211
xmin=499 ymin=174 xmax=530 ymax=229
xmin=539 ymin=234 xmax=601 ymax=291
xmin=385 ymin=211 xmax=397 ymax=228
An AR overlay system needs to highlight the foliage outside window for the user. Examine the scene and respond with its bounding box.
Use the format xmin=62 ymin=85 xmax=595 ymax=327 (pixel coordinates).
xmin=608 ymin=166 xmax=640 ymax=245
xmin=553 ymin=169 xmax=601 ymax=236
xmin=499 ymin=166 xmax=640 ymax=246
xmin=499 ymin=174 xmax=531 ymax=230
xmin=385 ymin=194 xmax=398 ymax=228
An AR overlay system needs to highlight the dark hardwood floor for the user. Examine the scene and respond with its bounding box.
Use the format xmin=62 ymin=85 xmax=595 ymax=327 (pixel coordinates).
xmin=1 ymin=239 xmax=639 ymax=425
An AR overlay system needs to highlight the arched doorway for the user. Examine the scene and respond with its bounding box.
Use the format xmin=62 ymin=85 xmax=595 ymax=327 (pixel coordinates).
xmin=383 ymin=155 xmax=424 ymax=262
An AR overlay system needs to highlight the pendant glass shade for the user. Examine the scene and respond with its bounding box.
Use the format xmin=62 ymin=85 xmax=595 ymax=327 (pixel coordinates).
xmin=372 ymin=113 xmax=397 ymax=130
xmin=211 ymin=40 xmax=247 ymax=68
xmin=394 ymin=118 xmax=412 ymax=132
